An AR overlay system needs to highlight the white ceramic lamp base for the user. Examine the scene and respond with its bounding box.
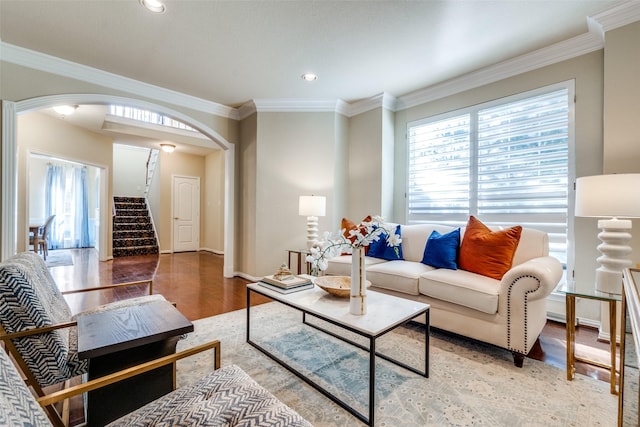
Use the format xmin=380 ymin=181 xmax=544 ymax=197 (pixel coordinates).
xmin=595 ymin=218 xmax=632 ymax=294
xmin=305 ymin=216 xmax=319 ymax=249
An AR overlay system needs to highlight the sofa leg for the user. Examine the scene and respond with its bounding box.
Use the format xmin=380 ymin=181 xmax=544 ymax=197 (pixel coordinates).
xmin=512 ymin=352 xmax=525 ymax=368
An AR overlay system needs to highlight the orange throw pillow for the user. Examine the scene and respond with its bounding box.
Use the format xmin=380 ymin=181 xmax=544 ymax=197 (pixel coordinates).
xmin=341 ymin=215 xmax=372 ymax=254
xmin=459 ymin=216 xmax=522 ymax=280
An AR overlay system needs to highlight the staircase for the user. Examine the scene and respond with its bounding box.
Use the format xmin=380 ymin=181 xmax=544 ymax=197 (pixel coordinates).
xmin=112 ymin=196 xmax=159 ymax=257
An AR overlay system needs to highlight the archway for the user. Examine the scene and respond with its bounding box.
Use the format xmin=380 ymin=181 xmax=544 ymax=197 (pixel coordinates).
xmin=2 ymin=94 xmax=235 ymax=277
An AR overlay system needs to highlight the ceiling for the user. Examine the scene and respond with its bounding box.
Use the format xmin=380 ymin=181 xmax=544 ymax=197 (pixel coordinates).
xmin=0 ymin=0 xmax=624 ymax=153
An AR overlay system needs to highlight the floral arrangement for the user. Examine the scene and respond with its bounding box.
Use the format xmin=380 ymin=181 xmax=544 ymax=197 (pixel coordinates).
xmin=306 ymin=215 xmax=401 ymax=275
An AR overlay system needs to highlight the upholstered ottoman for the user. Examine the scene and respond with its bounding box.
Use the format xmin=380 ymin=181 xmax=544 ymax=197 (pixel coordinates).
xmin=107 ymin=364 xmax=312 ymax=426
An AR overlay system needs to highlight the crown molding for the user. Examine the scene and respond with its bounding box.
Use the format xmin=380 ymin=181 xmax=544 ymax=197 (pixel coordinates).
xmin=237 ymin=97 xmax=383 ymax=120
xmin=2 ymin=1 xmax=638 ymax=118
xmin=335 ymin=99 xmax=350 ymax=117
xmin=396 ymin=1 xmax=640 ymax=111
xmin=591 ymin=0 xmax=640 ymax=34
xmin=0 ymin=42 xmax=239 ymax=120
xmin=396 ymin=31 xmax=603 ymax=111
xmin=237 ymin=99 xmax=350 ymax=121
xmin=251 ymin=98 xmax=345 ymax=113
xmin=347 ymin=92 xmax=398 ymax=117
xmin=237 ymin=101 xmax=257 ymax=120
xmin=13 ymin=93 xmax=232 ymax=150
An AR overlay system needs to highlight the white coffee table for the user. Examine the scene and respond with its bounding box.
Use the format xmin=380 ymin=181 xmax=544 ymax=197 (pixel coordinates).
xmin=246 ymin=282 xmax=429 ymax=426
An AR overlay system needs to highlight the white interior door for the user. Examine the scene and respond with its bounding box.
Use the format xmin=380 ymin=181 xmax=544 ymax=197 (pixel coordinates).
xmin=173 ymin=176 xmax=200 ymax=252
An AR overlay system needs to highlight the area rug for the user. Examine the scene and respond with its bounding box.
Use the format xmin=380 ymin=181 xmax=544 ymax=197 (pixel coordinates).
xmin=176 ymin=302 xmax=616 ymax=426
xmin=44 ymin=250 xmax=74 ymax=268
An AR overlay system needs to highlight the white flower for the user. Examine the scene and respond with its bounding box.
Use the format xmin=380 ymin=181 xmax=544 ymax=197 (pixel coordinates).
xmin=386 ymin=232 xmax=402 ymax=247
xmin=306 ymin=216 xmax=400 ymax=275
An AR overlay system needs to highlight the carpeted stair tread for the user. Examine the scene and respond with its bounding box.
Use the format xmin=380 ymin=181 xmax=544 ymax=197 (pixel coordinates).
xmin=113 ymin=216 xmax=154 ymax=224
xmin=113 ymin=246 xmax=159 ymax=257
xmin=113 ymin=230 xmax=156 ymax=239
xmin=113 ymin=222 xmax=153 ymax=231
xmin=112 ymin=196 xmax=158 ymax=257
xmin=114 ymin=209 xmax=150 ymax=217
xmin=113 ymin=237 xmax=158 ymax=248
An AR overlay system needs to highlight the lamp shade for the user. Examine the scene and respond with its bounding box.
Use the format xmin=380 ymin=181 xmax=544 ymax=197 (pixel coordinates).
xmin=575 ymin=174 xmax=640 ymax=218
xmin=298 ymin=196 xmax=326 ymax=217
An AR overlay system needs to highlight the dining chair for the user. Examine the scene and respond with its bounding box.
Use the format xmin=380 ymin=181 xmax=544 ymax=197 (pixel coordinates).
xmin=29 ymin=214 xmax=56 ymax=260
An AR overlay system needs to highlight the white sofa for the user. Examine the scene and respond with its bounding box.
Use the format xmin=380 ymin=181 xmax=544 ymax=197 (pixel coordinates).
xmin=325 ymin=223 xmax=563 ymax=367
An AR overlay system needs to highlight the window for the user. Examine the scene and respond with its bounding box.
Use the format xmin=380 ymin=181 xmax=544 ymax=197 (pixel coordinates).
xmin=109 ymin=105 xmax=195 ymax=132
xmin=45 ymin=162 xmax=93 ymax=249
xmin=407 ymin=82 xmax=573 ymax=265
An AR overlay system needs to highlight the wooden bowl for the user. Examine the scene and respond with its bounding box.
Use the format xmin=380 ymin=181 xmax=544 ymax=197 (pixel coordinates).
xmin=314 ymin=276 xmax=371 ymax=298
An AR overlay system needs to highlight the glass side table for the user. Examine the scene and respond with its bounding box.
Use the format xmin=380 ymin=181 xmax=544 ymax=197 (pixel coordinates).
xmin=559 ymin=282 xmax=624 ymax=394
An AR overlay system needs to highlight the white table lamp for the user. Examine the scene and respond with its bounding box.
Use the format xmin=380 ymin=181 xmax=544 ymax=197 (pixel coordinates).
xmin=575 ymin=174 xmax=640 ymax=293
xmin=299 ymin=195 xmax=326 ymax=248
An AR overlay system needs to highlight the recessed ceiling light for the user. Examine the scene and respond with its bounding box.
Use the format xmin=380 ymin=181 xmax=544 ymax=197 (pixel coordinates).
xmin=301 ymin=73 xmax=318 ymax=82
xmin=140 ymin=0 xmax=166 ymax=13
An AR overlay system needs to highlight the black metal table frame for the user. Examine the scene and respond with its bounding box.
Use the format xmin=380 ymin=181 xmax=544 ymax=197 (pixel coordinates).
xmin=246 ymin=286 xmax=429 ymax=426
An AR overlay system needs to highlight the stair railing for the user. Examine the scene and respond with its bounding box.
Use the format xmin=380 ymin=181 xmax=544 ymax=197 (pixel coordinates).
xmin=145 ymin=149 xmax=159 ymax=197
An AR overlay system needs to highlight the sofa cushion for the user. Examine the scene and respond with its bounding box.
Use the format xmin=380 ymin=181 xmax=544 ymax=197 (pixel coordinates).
xmin=341 ymin=216 xmax=372 ymax=254
xmin=421 ymin=228 xmax=460 ymax=270
xmin=512 ymin=227 xmax=549 ymax=266
xmin=366 ymin=260 xmax=434 ymax=295
xmin=341 ymin=216 xmax=369 ymax=241
xmin=325 ymin=255 xmax=387 ymax=277
xmin=368 ymin=225 xmax=404 ymax=261
xmin=459 ymin=216 xmax=522 ymax=280
xmin=400 ymin=224 xmax=457 ymax=262
xmin=419 ymin=268 xmax=500 ymax=314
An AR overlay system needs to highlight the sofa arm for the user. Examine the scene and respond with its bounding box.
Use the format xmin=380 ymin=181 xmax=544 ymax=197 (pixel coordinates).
xmin=500 ymin=256 xmax=563 ymax=301
xmin=498 ymin=256 xmax=563 ymax=358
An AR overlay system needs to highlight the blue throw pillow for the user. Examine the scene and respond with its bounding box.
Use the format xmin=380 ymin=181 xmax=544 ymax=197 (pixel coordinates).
xmin=421 ymin=228 xmax=460 ymax=270
xmin=368 ymin=225 xmax=404 ymax=261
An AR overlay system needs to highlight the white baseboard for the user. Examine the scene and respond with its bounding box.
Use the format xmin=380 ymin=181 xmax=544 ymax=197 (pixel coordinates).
xmin=236 ymin=272 xmax=259 ymax=282
xmin=577 ymin=317 xmax=600 ymax=329
xmin=546 ymin=312 xmax=566 ymax=323
xmin=199 ymin=247 xmax=224 ymax=255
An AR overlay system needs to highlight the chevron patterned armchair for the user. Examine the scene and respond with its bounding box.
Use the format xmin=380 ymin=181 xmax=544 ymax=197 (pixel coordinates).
xmin=0 ymin=252 xmax=311 ymax=427
xmin=0 ymin=252 xmax=165 ymax=425
xmin=0 ymin=343 xmax=312 ymax=427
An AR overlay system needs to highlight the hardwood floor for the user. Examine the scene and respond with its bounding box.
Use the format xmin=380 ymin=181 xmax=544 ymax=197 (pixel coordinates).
xmin=51 ymin=248 xmax=271 ymax=320
xmin=51 ymin=248 xmax=614 ymax=384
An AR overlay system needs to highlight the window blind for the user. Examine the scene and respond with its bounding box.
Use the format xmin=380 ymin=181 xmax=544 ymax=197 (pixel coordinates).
xmin=407 ymin=85 xmax=570 ymax=264
xmin=407 ymin=114 xmax=471 ymax=222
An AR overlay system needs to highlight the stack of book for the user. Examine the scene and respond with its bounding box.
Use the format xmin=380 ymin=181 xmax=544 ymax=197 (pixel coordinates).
xmin=258 ymin=274 xmax=313 ymax=294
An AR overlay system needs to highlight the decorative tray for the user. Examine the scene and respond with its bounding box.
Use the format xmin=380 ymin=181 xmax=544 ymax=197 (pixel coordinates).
xmin=314 ymin=276 xmax=371 ymax=298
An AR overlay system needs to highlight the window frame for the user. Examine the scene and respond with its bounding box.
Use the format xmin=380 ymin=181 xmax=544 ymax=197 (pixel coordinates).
xmin=405 ymin=80 xmax=575 ymax=277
